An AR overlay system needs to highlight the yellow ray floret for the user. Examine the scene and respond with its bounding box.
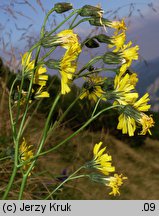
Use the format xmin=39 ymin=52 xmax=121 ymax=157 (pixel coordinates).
xmin=105 ymin=173 xmax=127 ymax=196
xmin=21 ymin=52 xmax=48 ymax=87
xmin=113 ymin=73 xmax=138 ymax=105
xmin=108 ymin=32 xmax=126 ymax=52
xmin=117 ymin=113 xmax=136 ymax=136
xmin=19 ymin=138 xmax=34 ymax=173
xmin=57 ymin=29 xmax=80 ymax=49
xmin=109 ymin=19 xmax=127 ymax=34
xmin=119 ymin=42 xmax=139 ymax=76
xmin=93 ymin=142 xmax=115 ymax=175
xmin=58 ymin=30 xmax=81 ymax=94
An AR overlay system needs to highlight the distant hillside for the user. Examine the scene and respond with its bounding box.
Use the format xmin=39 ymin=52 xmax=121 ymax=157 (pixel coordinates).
xmin=135 ymin=57 xmax=159 ymax=111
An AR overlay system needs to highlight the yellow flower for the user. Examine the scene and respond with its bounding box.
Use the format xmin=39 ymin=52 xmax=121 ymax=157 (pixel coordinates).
xmin=22 ymin=52 xmax=32 ymax=69
xmin=117 ymin=113 xmax=136 ymax=136
xmin=134 ymin=93 xmax=154 ymax=134
xmin=113 ymin=73 xmax=138 ymax=105
xmin=134 ymin=93 xmax=150 ymax=111
xmin=57 ymin=29 xmax=80 ymax=49
xmin=34 ymin=65 xmax=48 ymax=86
xmin=117 ymin=93 xmax=154 ymax=136
xmin=34 ymin=86 xmax=50 ymax=99
xmin=129 ymin=72 xmax=138 ymax=87
xmin=80 ymin=76 xmax=106 ymax=102
xmin=109 ymin=19 xmax=127 ymax=34
xmin=58 ymin=30 xmax=81 ymax=94
xmin=93 ymin=142 xmax=115 ymax=175
xmin=119 ymin=42 xmax=139 ymax=76
xmin=108 ymin=32 xmax=126 ymax=52
xmin=138 ymin=114 xmax=154 ymax=135
xmin=19 ymin=138 xmax=34 ymax=173
xmin=21 ymin=52 xmax=48 ymax=87
xmin=60 ymin=46 xmax=79 ymax=94
xmin=106 ymin=173 xmax=127 ymax=196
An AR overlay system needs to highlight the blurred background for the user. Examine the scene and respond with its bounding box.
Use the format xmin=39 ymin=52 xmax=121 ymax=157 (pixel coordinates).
xmin=0 ymin=0 xmax=159 ymax=199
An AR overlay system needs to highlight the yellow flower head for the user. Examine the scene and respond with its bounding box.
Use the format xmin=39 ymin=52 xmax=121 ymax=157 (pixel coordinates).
xmin=59 ymin=30 xmax=81 ymax=94
xmin=34 ymin=86 xmax=50 ymax=99
xmin=22 ymin=52 xmax=48 ymax=87
xmin=22 ymin=52 xmax=34 ymax=72
xmin=117 ymin=113 xmax=136 ymax=136
xmin=109 ymin=19 xmax=127 ymax=34
xmin=134 ymin=93 xmax=151 ymax=112
xmin=93 ymin=142 xmax=115 ymax=175
xmin=57 ymin=29 xmax=80 ymax=49
xmin=117 ymin=93 xmax=154 ymax=136
xmin=108 ymin=32 xmax=126 ymax=52
xmin=80 ymin=76 xmax=106 ymax=102
xmin=106 ymin=173 xmax=127 ymax=196
xmin=60 ymin=45 xmax=81 ymax=94
xmin=138 ymin=114 xmax=154 ymax=135
xmin=133 ymin=93 xmax=154 ymax=134
xmin=119 ymin=42 xmax=139 ymax=76
xmin=19 ymin=138 xmax=34 ymax=172
xmin=129 ymin=72 xmax=138 ymax=87
xmin=114 ymin=73 xmax=138 ymax=105
xmin=34 ymin=65 xmax=48 ymax=86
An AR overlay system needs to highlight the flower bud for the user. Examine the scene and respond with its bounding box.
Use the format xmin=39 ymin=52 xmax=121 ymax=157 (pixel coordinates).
xmin=54 ymin=2 xmax=73 ymax=13
xmin=79 ymin=5 xmax=103 ymax=17
xmin=45 ymin=59 xmax=60 ymax=70
xmin=103 ymin=52 xmax=121 ymax=64
xmin=89 ymin=17 xmax=111 ymax=26
xmin=94 ymin=34 xmax=110 ymax=43
xmin=85 ymin=38 xmax=99 ymax=48
xmin=41 ymin=35 xmax=61 ymax=48
xmin=103 ymin=77 xmax=114 ymax=91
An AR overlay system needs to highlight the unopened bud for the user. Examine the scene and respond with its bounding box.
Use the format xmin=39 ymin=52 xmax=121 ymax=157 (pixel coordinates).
xmin=79 ymin=5 xmax=103 ymax=17
xmin=103 ymin=78 xmax=114 ymax=91
xmin=103 ymin=52 xmax=121 ymax=64
xmin=54 ymin=2 xmax=73 ymax=13
xmin=95 ymin=34 xmax=110 ymax=43
xmin=89 ymin=17 xmax=111 ymax=26
xmin=41 ymin=35 xmax=61 ymax=48
xmin=85 ymin=38 xmax=99 ymax=48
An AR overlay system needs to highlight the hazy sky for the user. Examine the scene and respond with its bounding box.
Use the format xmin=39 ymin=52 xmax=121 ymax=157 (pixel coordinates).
xmin=0 ymin=0 xmax=159 ymax=64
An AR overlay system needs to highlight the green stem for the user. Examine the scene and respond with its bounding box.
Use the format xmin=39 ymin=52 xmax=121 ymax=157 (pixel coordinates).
xmin=69 ymin=13 xmax=79 ymax=29
xmin=2 ymin=78 xmax=19 ymax=199
xmin=47 ymin=9 xmax=80 ymax=36
xmin=2 ymin=166 xmax=18 ymax=199
xmin=91 ymin=98 xmax=101 ymax=117
xmin=18 ymin=93 xmax=61 ymax=199
xmin=0 ymin=155 xmax=12 ymax=161
xmin=9 ymin=78 xmax=17 ymax=138
xmin=18 ymin=174 xmax=27 ymax=200
xmin=76 ymin=56 xmax=103 ymax=76
xmin=71 ymin=17 xmax=91 ymax=29
xmin=69 ymin=174 xmax=88 ymax=180
xmin=75 ymin=69 xmax=103 ymax=79
xmin=45 ymin=166 xmax=84 ymax=199
xmin=39 ymin=47 xmax=56 ymax=62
